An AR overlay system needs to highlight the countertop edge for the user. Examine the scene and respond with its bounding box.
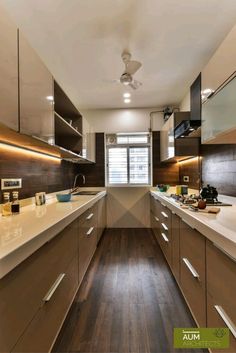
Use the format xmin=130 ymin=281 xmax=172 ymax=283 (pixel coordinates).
xmin=0 ymin=191 xmax=106 ymax=279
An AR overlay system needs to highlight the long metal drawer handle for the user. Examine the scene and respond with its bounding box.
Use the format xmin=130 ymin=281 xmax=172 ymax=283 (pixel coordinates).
xmin=182 ymin=258 xmax=199 ymax=279
xmin=86 ymin=213 xmax=94 ymax=220
xmin=154 ymin=216 xmax=159 ymax=222
xmin=43 ymin=273 xmax=65 ymax=302
xmin=86 ymin=226 xmax=94 ymax=236
xmin=214 ymin=305 xmax=236 ymax=339
xmin=161 ymin=202 xmax=167 ymax=208
xmin=161 ymin=222 xmax=168 ymax=231
xmin=161 ymin=211 xmax=168 ymax=218
xmin=161 ymin=232 xmax=169 ymax=242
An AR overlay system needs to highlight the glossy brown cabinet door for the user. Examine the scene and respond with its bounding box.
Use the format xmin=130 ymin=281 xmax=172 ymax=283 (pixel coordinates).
xmin=78 ymin=204 xmax=98 ymax=284
xmin=171 ymin=212 xmax=180 ymax=282
xmin=18 ymin=31 xmax=54 ymax=143
xmin=206 ymin=240 xmax=236 ymax=353
xmin=180 ymin=220 xmax=206 ymax=326
xmin=0 ymin=219 xmax=78 ymax=353
xmin=0 ymin=6 xmax=18 ymax=131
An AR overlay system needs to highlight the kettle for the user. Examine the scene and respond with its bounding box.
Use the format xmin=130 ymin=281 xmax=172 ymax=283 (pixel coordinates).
xmin=200 ymin=184 xmax=218 ymax=200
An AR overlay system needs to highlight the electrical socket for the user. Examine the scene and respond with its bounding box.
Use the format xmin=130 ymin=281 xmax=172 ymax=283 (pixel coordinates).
xmin=183 ymin=176 xmax=189 ymax=183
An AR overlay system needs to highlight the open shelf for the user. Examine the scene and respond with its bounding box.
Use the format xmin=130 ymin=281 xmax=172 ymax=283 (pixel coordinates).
xmin=54 ymin=112 xmax=83 ymax=138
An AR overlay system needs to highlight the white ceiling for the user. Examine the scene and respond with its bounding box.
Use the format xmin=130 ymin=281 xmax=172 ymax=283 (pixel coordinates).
xmin=1 ymin=0 xmax=236 ymax=110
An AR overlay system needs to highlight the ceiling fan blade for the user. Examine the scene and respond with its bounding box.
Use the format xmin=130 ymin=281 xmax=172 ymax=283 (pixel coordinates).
xmin=129 ymin=79 xmax=142 ymax=90
xmin=125 ymin=60 xmax=142 ymax=75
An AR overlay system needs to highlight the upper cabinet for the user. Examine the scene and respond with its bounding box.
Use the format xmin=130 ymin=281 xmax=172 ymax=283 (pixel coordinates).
xmin=202 ymin=25 xmax=236 ymax=94
xmin=201 ymin=24 xmax=236 ymax=144
xmin=18 ymin=32 xmax=54 ymax=144
xmin=54 ymin=81 xmax=83 ymax=155
xmin=160 ymin=112 xmax=199 ymax=162
xmin=0 ymin=7 xmax=18 ymax=131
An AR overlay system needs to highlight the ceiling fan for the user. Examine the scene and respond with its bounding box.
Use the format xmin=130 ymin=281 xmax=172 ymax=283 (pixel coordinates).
xmin=110 ymin=51 xmax=142 ymax=90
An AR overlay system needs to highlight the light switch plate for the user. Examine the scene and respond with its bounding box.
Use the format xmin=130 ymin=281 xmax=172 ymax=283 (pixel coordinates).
xmin=183 ymin=176 xmax=189 ymax=182
xmin=1 ymin=178 xmax=22 ymax=190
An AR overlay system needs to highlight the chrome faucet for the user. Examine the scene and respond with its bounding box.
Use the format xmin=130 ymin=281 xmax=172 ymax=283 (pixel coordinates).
xmin=73 ymin=173 xmax=86 ymax=190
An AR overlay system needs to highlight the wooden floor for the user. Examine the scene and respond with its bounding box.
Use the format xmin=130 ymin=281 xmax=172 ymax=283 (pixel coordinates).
xmin=53 ymin=228 xmax=207 ymax=353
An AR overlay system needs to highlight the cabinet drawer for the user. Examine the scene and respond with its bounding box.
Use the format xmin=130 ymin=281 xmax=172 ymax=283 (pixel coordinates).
xmin=159 ymin=203 xmax=172 ymax=229
xmin=171 ymin=213 xmax=180 ymax=282
xmin=206 ymin=240 xmax=236 ymax=352
xmin=180 ymin=220 xmax=206 ymax=326
xmin=12 ymin=255 xmax=79 ymax=353
xmin=78 ymin=204 xmax=97 ymax=227
xmin=0 ymin=219 xmax=78 ymax=353
xmin=151 ymin=211 xmax=161 ymax=243
xmin=79 ymin=220 xmax=97 ymax=284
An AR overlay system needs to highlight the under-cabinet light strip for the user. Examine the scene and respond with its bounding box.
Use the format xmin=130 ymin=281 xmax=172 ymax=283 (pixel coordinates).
xmin=0 ymin=142 xmax=61 ymax=162
xmin=178 ymin=156 xmax=201 ymax=165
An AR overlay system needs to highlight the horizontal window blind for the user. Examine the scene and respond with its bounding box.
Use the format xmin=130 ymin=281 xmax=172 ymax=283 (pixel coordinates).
xmin=106 ymin=133 xmax=150 ymax=186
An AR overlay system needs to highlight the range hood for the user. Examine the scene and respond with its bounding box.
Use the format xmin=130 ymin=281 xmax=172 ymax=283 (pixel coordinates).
xmin=175 ymin=73 xmax=201 ymax=139
xmin=174 ymin=119 xmax=201 ymax=138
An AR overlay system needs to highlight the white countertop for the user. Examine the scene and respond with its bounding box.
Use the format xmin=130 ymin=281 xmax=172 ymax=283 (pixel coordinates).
xmin=150 ymin=190 xmax=236 ymax=261
xmin=0 ymin=191 xmax=106 ymax=278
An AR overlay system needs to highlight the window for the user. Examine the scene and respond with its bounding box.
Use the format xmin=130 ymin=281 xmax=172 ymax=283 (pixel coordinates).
xmin=106 ymin=133 xmax=151 ymax=186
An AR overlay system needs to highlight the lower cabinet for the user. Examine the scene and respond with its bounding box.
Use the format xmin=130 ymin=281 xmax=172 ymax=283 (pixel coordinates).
xmin=97 ymin=196 xmax=106 ymax=243
xmin=0 ymin=195 xmax=107 ymax=353
xmin=180 ymin=220 xmax=206 ymax=326
xmin=0 ymin=218 xmax=78 ymax=353
xmin=206 ymin=240 xmax=236 ymax=353
xmin=171 ymin=212 xmax=180 ymax=282
xmin=78 ymin=203 xmax=98 ymax=285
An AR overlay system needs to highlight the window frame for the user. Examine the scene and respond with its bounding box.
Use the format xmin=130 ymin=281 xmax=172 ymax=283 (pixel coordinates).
xmin=106 ymin=133 xmax=152 ymax=187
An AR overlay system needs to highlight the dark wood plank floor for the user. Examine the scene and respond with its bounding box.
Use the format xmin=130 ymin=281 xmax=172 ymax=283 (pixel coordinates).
xmin=53 ymin=229 xmax=207 ymax=353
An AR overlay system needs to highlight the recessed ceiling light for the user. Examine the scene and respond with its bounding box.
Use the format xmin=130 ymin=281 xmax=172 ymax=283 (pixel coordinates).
xmin=124 ymin=98 xmax=131 ymax=103
xmin=46 ymin=95 xmax=54 ymax=101
xmin=123 ymin=93 xmax=131 ymax=98
xmin=201 ymin=88 xmax=214 ymax=95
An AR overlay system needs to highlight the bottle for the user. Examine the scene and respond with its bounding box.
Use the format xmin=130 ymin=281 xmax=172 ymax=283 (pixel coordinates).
xmin=2 ymin=192 xmax=12 ymax=216
xmin=11 ymin=191 xmax=20 ymax=214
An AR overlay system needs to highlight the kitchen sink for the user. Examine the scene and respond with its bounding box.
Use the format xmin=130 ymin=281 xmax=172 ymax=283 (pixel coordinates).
xmin=73 ymin=191 xmax=100 ymax=196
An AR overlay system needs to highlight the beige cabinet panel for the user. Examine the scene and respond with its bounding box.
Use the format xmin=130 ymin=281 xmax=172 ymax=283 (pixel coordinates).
xmin=180 ymin=220 xmax=206 ymax=326
xmin=0 ymin=6 xmax=18 ymax=131
xmin=19 ymin=31 xmax=54 ymax=144
xmin=206 ymin=240 xmax=236 ymax=352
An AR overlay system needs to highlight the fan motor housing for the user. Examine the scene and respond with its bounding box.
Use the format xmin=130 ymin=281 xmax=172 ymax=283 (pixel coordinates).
xmin=120 ymin=73 xmax=132 ymax=84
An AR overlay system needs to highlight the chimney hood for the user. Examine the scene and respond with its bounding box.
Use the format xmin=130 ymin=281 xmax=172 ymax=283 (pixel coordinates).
xmin=175 ymin=73 xmax=201 ymax=138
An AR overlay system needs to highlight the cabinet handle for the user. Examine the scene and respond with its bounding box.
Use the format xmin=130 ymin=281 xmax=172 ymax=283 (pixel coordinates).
xmin=161 ymin=202 xmax=167 ymax=208
xmin=86 ymin=213 xmax=94 ymax=220
xmin=181 ymin=218 xmax=195 ymax=230
xmin=172 ymin=211 xmax=176 ymax=215
xmin=161 ymin=222 xmax=168 ymax=231
xmin=161 ymin=232 xmax=169 ymax=242
xmin=154 ymin=216 xmax=159 ymax=222
xmin=43 ymin=273 xmax=65 ymax=302
xmin=86 ymin=226 xmax=94 ymax=236
xmin=182 ymin=258 xmax=199 ymax=279
xmin=214 ymin=305 xmax=236 ymax=339
xmin=161 ymin=211 xmax=168 ymax=218
xmin=213 ymin=243 xmax=236 ymax=263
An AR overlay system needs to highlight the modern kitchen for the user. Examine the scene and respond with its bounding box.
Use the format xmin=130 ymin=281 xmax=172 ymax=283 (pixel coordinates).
xmin=0 ymin=1 xmax=236 ymax=353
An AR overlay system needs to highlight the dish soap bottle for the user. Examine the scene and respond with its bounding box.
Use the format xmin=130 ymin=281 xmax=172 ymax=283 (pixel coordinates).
xmin=11 ymin=191 xmax=20 ymax=214
xmin=2 ymin=192 xmax=12 ymax=216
